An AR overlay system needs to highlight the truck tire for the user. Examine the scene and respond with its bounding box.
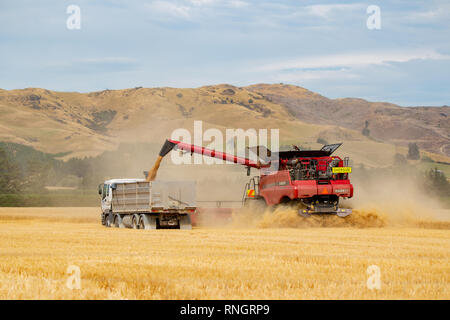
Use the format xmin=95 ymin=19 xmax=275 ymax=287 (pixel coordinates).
xmin=105 ymin=213 xmax=113 ymax=228
xmin=121 ymin=215 xmax=133 ymax=228
xmin=132 ymin=214 xmax=140 ymax=229
xmin=139 ymin=214 xmax=157 ymax=230
xmin=114 ymin=214 xmax=125 ymax=228
xmin=179 ymin=214 xmax=192 ymax=230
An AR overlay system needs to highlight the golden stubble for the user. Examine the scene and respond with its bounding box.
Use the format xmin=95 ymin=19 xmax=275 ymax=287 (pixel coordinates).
xmin=0 ymin=207 xmax=448 ymax=300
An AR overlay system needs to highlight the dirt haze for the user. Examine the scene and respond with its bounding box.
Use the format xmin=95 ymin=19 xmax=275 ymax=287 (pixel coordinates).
xmin=226 ymin=172 xmax=450 ymax=230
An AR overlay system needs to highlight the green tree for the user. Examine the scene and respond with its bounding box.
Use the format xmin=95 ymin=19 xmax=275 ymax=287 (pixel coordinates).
xmin=0 ymin=147 xmax=21 ymax=193
xmin=423 ymin=168 xmax=450 ymax=197
xmin=22 ymin=156 xmax=53 ymax=192
xmin=393 ymin=153 xmax=406 ymax=166
xmin=362 ymin=120 xmax=370 ymax=137
xmin=407 ymin=142 xmax=420 ymax=160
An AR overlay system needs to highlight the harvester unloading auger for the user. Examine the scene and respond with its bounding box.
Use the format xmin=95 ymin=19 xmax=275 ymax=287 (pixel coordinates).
xmin=146 ymin=139 xmax=353 ymax=217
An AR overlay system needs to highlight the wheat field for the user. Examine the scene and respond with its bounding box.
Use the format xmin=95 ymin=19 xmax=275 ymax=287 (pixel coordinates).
xmin=0 ymin=207 xmax=449 ymax=300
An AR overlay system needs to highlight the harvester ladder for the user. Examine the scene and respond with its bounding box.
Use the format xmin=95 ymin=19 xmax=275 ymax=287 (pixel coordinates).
xmin=241 ymin=176 xmax=260 ymax=205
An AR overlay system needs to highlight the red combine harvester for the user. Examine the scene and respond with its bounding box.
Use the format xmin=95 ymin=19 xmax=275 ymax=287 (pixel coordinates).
xmin=149 ymin=139 xmax=354 ymax=217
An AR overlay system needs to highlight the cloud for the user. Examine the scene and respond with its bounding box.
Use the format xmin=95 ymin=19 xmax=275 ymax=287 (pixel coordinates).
xmin=76 ymin=57 xmax=136 ymax=64
xmin=256 ymin=50 xmax=450 ymax=72
xmin=1 ymin=0 xmax=449 ymax=106
xmin=45 ymin=57 xmax=138 ymax=74
xmin=305 ymin=3 xmax=365 ymax=19
xmin=273 ymin=69 xmax=359 ymax=82
xmin=399 ymin=3 xmax=450 ymax=23
xmin=227 ymin=0 xmax=248 ymax=8
xmin=260 ymin=57 xmax=450 ymax=106
xmin=189 ymin=0 xmax=217 ymax=6
xmin=145 ymin=1 xmax=192 ymax=19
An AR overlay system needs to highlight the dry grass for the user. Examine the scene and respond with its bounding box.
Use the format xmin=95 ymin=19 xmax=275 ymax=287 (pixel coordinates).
xmin=0 ymin=207 xmax=449 ymax=300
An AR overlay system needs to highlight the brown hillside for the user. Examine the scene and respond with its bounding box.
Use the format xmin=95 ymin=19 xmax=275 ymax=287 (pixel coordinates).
xmin=0 ymin=85 xmax=448 ymax=166
xmin=247 ymin=84 xmax=450 ymax=157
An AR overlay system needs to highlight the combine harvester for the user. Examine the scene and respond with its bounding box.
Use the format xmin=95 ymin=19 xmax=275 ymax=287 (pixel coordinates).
xmin=148 ymin=139 xmax=354 ymax=218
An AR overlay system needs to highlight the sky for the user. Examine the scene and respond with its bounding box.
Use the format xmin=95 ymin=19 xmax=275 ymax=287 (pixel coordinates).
xmin=0 ymin=0 xmax=449 ymax=106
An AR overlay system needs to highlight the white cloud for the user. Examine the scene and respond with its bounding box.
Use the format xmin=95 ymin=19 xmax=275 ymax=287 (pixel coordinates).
xmin=400 ymin=4 xmax=450 ymax=22
xmin=76 ymin=57 xmax=136 ymax=64
xmin=189 ymin=0 xmax=217 ymax=6
xmin=227 ymin=0 xmax=248 ymax=8
xmin=256 ymin=50 xmax=450 ymax=72
xmin=273 ymin=69 xmax=359 ymax=82
xmin=145 ymin=0 xmax=248 ymax=20
xmin=145 ymin=1 xmax=192 ymax=19
xmin=305 ymin=3 xmax=365 ymax=19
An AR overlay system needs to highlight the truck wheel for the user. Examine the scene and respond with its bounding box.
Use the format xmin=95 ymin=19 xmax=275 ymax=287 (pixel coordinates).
xmin=114 ymin=214 xmax=125 ymax=228
xmin=132 ymin=214 xmax=140 ymax=229
xmin=139 ymin=216 xmax=145 ymax=229
xmin=139 ymin=214 xmax=157 ymax=230
xmin=121 ymin=215 xmax=133 ymax=228
xmin=105 ymin=213 xmax=113 ymax=227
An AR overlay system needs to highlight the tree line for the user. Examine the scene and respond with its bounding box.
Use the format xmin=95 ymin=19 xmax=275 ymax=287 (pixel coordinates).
xmin=0 ymin=141 xmax=448 ymax=206
xmin=0 ymin=142 xmax=160 ymax=194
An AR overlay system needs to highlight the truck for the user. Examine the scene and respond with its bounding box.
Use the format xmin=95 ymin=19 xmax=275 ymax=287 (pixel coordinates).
xmin=98 ymin=179 xmax=196 ymax=230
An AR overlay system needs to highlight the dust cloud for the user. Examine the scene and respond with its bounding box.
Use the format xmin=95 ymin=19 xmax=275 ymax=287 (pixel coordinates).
xmin=129 ymin=141 xmax=449 ymax=230
xmin=230 ymin=204 xmax=386 ymax=229
xmin=226 ymin=173 xmax=449 ymax=229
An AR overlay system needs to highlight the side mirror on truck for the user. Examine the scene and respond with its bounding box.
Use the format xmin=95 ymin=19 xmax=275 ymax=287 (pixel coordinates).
xmin=98 ymin=184 xmax=103 ymax=195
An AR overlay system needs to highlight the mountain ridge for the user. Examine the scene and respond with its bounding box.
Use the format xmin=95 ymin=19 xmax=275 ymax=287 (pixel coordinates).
xmin=0 ymin=84 xmax=448 ymax=166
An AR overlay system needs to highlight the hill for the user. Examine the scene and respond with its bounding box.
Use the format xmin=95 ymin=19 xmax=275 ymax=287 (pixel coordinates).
xmin=0 ymin=84 xmax=449 ymax=167
xmin=248 ymin=84 xmax=450 ymax=158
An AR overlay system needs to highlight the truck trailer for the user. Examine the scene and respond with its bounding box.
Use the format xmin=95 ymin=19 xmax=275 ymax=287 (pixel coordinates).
xmin=98 ymin=179 xmax=196 ymax=230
